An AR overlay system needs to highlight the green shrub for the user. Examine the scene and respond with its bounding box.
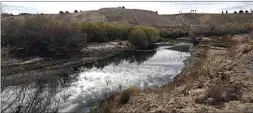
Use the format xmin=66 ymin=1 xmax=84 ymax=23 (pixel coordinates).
xmin=128 ymin=25 xmax=160 ymax=49
xmin=78 ymin=21 xmax=133 ymax=42
xmin=106 ymin=21 xmax=133 ymax=41
xmin=2 ymin=16 xmax=87 ymax=58
xmin=140 ymin=26 xmax=160 ymax=43
xmin=160 ymin=28 xmax=188 ymax=39
xmin=76 ymin=21 xmax=159 ymax=48
xmin=3 ymin=17 xmax=161 ymax=58
xmin=128 ymin=26 xmax=149 ymax=48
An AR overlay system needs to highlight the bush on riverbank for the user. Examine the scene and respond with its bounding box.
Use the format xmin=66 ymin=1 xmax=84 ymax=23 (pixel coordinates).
xmin=2 ymin=16 xmax=87 ymax=58
xmin=75 ymin=21 xmax=160 ymax=48
xmin=191 ymin=23 xmax=253 ymax=37
xmin=160 ymin=28 xmax=189 ymax=39
xmin=160 ymin=23 xmax=253 ymax=40
xmin=200 ymin=23 xmax=253 ymax=37
xmin=128 ymin=26 xmax=160 ymax=48
xmin=2 ymin=17 xmax=161 ymax=58
xmin=75 ymin=21 xmax=133 ymax=42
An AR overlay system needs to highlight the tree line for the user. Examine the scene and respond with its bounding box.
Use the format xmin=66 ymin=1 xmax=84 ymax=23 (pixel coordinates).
xmin=59 ymin=10 xmax=82 ymax=14
xmin=222 ymin=9 xmax=253 ymax=14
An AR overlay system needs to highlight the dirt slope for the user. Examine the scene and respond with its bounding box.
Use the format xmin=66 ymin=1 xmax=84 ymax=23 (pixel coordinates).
xmin=99 ymin=8 xmax=174 ymax=27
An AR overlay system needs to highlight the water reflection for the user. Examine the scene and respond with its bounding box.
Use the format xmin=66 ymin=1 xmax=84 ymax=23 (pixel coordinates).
xmin=1 ymin=45 xmax=191 ymax=113
xmin=60 ymin=46 xmax=190 ymax=112
xmin=84 ymin=50 xmax=157 ymax=70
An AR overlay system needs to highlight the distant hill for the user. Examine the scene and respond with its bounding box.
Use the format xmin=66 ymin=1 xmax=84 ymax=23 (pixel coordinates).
xmin=2 ymin=8 xmax=174 ymax=27
xmin=2 ymin=8 xmax=253 ymax=28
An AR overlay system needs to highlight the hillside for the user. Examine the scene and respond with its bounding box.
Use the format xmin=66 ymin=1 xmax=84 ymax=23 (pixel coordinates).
xmin=2 ymin=8 xmax=253 ymax=28
xmin=162 ymin=13 xmax=253 ymax=26
xmin=2 ymin=8 xmax=174 ymax=27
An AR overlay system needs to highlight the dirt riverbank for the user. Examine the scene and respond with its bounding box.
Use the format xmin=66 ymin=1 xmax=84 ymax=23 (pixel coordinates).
xmin=93 ymin=34 xmax=253 ymax=113
xmin=1 ymin=41 xmax=134 ymax=88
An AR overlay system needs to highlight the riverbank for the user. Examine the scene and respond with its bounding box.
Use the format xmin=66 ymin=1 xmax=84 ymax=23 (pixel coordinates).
xmin=92 ymin=33 xmax=253 ymax=112
xmin=1 ymin=41 xmax=134 ymax=88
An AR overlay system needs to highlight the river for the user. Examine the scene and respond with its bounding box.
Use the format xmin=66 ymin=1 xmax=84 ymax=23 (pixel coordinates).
xmin=1 ymin=44 xmax=191 ymax=113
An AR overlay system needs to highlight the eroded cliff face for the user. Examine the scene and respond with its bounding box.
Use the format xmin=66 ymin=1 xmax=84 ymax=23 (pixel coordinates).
xmin=93 ymin=34 xmax=253 ymax=113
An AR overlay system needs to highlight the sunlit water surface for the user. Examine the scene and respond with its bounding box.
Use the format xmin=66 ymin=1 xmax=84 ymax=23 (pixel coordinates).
xmin=1 ymin=45 xmax=191 ymax=113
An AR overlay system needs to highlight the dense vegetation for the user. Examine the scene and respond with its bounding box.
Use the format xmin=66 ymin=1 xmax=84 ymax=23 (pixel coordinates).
xmin=160 ymin=28 xmax=189 ymax=39
xmin=2 ymin=14 xmax=253 ymax=58
xmin=73 ymin=21 xmax=160 ymax=48
xmin=1 ymin=16 xmax=160 ymax=58
xmin=2 ymin=16 xmax=87 ymax=58
xmin=160 ymin=23 xmax=253 ymax=39
xmin=196 ymin=23 xmax=253 ymax=37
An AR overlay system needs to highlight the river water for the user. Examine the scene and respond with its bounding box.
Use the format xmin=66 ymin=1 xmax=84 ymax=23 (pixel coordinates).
xmin=1 ymin=45 xmax=191 ymax=113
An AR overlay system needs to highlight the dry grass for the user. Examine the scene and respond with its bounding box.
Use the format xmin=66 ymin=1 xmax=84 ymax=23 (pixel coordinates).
xmin=92 ymin=34 xmax=253 ymax=113
xmin=195 ymin=80 xmax=243 ymax=107
xmin=127 ymin=86 xmax=141 ymax=96
xmin=91 ymin=86 xmax=141 ymax=113
xmin=194 ymin=36 xmax=246 ymax=108
xmin=242 ymin=41 xmax=253 ymax=54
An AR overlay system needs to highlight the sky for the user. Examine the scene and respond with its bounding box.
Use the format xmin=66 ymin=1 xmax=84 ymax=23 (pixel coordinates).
xmin=1 ymin=1 xmax=253 ymax=15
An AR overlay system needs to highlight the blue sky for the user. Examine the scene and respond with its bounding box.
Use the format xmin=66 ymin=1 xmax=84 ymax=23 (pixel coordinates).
xmin=2 ymin=1 xmax=253 ymax=15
